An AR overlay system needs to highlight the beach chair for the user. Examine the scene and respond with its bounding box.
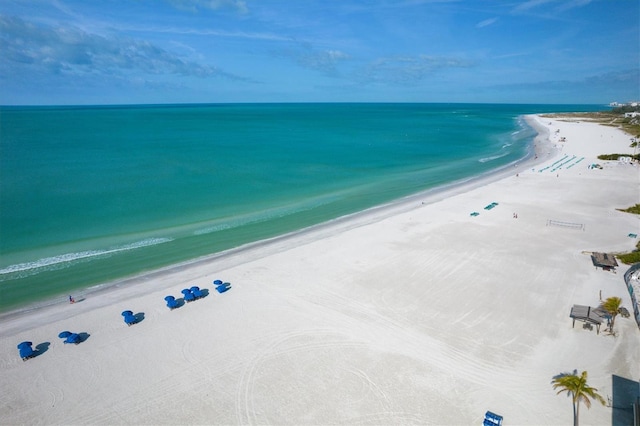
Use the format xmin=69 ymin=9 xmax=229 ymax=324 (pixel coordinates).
xmin=483 ymin=411 xmax=503 ymax=426
xmin=484 ymin=202 xmax=499 ymax=210
xmin=17 ymin=341 xmax=35 ymax=361
xmin=165 ymin=295 xmax=179 ymax=310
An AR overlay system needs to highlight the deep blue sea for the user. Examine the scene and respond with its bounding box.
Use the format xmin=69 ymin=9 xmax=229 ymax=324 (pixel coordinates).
xmin=0 ymin=103 xmax=604 ymax=312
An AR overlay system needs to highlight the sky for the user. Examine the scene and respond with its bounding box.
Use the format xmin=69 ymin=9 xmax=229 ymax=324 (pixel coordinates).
xmin=0 ymin=0 xmax=638 ymax=105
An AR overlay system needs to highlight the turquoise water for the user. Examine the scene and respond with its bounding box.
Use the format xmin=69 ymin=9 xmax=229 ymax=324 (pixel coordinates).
xmin=0 ymin=103 xmax=603 ymax=312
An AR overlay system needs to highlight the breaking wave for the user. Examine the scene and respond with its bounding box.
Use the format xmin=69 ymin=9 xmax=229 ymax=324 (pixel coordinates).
xmin=0 ymin=238 xmax=173 ymax=278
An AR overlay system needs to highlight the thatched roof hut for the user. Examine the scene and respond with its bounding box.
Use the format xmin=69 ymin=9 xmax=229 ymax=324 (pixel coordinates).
xmin=591 ymin=252 xmax=618 ymax=271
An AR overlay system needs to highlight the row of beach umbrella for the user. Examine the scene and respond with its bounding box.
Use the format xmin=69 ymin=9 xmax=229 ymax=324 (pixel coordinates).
xmin=17 ymin=330 xmax=84 ymax=362
xmin=18 ymin=279 xmax=232 ymax=361
xmin=58 ymin=330 xmax=82 ymax=344
xmin=164 ymin=280 xmax=231 ymax=310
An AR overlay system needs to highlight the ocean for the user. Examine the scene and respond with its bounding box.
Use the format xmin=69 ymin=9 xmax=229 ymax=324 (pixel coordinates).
xmin=0 ymin=103 xmax=604 ymax=312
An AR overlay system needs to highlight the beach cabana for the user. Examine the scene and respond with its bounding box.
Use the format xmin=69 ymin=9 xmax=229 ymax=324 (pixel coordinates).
xmin=215 ymin=282 xmax=231 ymax=294
xmin=570 ymin=305 xmax=603 ymax=334
xmin=164 ymin=295 xmax=179 ymax=310
xmin=17 ymin=341 xmax=35 ymax=361
xmin=64 ymin=333 xmax=81 ymax=345
xmin=591 ymin=252 xmax=618 ymax=271
xmin=59 ymin=331 xmax=82 ymax=344
xmin=190 ymin=286 xmax=204 ymax=299
xmin=182 ymin=289 xmax=196 ymax=303
xmin=122 ymin=310 xmax=137 ymax=326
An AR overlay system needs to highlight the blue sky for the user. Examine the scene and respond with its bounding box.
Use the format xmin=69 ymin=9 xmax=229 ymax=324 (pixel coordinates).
xmin=0 ymin=0 xmax=638 ymax=105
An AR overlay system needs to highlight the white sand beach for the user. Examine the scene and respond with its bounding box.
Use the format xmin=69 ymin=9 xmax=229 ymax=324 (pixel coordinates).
xmin=1 ymin=115 xmax=638 ymax=425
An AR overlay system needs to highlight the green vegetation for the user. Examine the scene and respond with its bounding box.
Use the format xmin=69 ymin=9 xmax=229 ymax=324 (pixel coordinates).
xmin=616 ymin=204 xmax=640 ymax=264
xmin=602 ymin=296 xmax=622 ymax=333
xmin=541 ymin=111 xmax=640 ymax=140
xmin=611 ymin=105 xmax=640 ymax=114
xmin=597 ymin=153 xmax=640 ymax=161
xmin=552 ymin=370 xmax=606 ymax=426
xmin=618 ymin=241 xmax=640 ymax=265
xmin=618 ymin=204 xmax=640 ymax=214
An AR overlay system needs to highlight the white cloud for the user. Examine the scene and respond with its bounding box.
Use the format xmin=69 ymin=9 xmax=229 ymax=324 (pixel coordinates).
xmin=360 ymin=54 xmax=473 ymax=85
xmin=0 ymin=15 xmax=243 ymax=80
xmin=513 ymin=0 xmax=593 ymax=14
xmin=275 ymin=44 xmax=350 ymax=74
xmin=476 ymin=17 xmax=498 ymax=28
xmin=512 ymin=0 xmax=556 ymax=13
xmin=166 ymin=0 xmax=249 ymax=14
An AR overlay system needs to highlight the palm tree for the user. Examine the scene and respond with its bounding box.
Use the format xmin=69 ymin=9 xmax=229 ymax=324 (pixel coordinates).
xmin=552 ymin=370 xmax=605 ymax=426
xmin=602 ymin=296 xmax=622 ymax=332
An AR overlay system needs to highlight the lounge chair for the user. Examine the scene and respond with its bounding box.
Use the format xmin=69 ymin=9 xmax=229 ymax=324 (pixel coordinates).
xmin=17 ymin=341 xmax=35 ymax=361
xmin=484 ymin=411 xmax=503 ymax=426
xmin=484 ymin=202 xmax=498 ymax=210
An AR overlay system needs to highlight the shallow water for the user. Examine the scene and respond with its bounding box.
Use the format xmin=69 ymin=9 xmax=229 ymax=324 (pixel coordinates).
xmin=0 ymin=103 xmax=604 ymax=312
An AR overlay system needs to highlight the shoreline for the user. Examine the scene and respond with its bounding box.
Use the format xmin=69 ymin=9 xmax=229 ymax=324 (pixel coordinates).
xmin=0 ymin=114 xmax=549 ymax=324
xmin=1 ymin=113 xmax=638 ymax=425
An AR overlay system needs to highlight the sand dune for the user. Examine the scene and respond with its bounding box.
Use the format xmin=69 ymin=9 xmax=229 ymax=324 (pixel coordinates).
xmin=1 ymin=115 xmax=638 ymax=425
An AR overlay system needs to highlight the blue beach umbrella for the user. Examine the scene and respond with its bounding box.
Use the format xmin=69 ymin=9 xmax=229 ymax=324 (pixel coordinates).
xmin=58 ymin=331 xmax=72 ymax=338
xmin=121 ymin=310 xmax=133 ymax=317
xmin=164 ymin=295 xmax=175 ymax=301
xmin=17 ymin=341 xmax=32 ymax=349
xmin=213 ymin=279 xmax=223 ymax=285
xmin=190 ymin=286 xmax=200 ymax=292
xmin=181 ymin=289 xmax=192 ymax=295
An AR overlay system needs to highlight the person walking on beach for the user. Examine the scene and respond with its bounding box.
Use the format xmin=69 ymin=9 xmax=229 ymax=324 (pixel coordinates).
xmin=69 ymin=295 xmax=75 ymax=304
